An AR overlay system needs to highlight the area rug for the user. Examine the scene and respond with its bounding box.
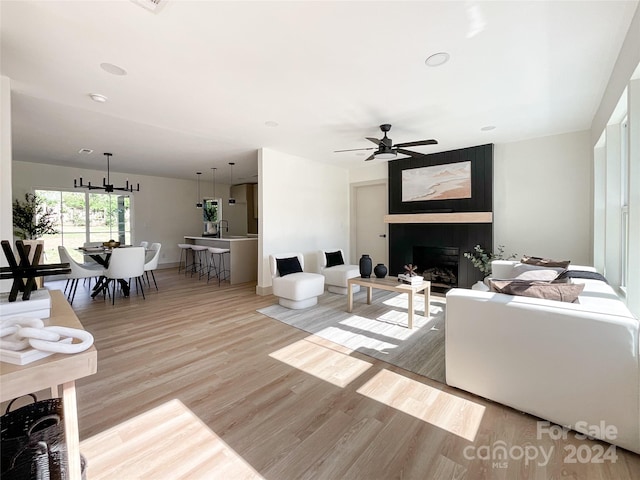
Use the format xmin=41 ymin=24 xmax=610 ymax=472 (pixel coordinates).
xmin=257 ymin=289 xmax=446 ymax=383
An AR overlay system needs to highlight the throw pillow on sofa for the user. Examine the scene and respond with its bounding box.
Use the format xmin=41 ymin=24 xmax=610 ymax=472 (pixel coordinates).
xmin=521 ymin=255 xmax=571 ymax=269
xmin=510 ymin=263 xmax=566 ymax=281
xmin=489 ymin=280 xmax=585 ymax=303
xmin=276 ymin=256 xmax=303 ymax=276
xmin=325 ymin=251 xmax=344 ymax=268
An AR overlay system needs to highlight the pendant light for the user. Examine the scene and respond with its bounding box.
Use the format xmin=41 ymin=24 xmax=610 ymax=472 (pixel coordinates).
xmin=195 ymin=172 xmax=203 ymax=208
xmin=228 ymin=162 xmax=236 ymax=205
xmin=211 ymin=167 xmax=217 ymax=201
xmin=74 ymin=152 xmax=140 ymax=193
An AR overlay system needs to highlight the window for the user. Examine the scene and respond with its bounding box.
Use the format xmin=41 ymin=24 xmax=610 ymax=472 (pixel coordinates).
xmin=36 ymin=189 xmax=132 ymax=263
xmin=620 ymin=117 xmax=629 ymax=292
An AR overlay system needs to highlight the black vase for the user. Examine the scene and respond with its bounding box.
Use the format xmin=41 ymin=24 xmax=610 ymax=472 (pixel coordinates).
xmin=359 ymin=254 xmax=372 ymax=278
xmin=374 ymin=263 xmax=387 ymax=278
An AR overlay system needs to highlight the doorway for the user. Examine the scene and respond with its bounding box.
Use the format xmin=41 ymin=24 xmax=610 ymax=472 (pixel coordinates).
xmin=351 ymin=182 xmax=388 ymax=268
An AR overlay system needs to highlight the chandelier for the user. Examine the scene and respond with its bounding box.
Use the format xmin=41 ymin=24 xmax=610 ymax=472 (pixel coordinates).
xmin=74 ymin=152 xmax=140 ymax=193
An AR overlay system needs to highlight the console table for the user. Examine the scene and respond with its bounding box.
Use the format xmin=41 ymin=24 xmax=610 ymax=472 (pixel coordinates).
xmin=0 ymin=289 xmax=98 ymax=480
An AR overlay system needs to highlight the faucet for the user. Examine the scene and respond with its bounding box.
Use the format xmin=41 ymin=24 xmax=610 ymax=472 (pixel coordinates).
xmin=217 ymin=220 xmax=229 ymax=237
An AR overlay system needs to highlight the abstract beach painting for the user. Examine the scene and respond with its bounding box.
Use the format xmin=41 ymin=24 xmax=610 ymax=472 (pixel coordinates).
xmin=402 ymin=161 xmax=472 ymax=202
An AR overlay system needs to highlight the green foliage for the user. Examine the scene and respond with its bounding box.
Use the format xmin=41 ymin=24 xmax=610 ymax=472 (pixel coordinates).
xmin=13 ymin=193 xmax=58 ymax=240
xmin=203 ymin=203 xmax=218 ymax=222
xmin=463 ymin=244 xmax=517 ymax=276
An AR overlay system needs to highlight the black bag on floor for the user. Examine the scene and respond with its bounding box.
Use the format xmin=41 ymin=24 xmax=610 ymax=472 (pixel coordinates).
xmin=1 ymin=394 xmax=85 ymax=480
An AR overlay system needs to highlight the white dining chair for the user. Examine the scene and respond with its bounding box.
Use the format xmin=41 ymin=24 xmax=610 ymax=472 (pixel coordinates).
xmin=144 ymin=242 xmax=161 ymax=290
xmin=103 ymin=247 xmax=146 ymax=305
xmin=58 ymin=246 xmax=104 ymax=305
xmin=139 ymin=241 xmax=149 ymax=249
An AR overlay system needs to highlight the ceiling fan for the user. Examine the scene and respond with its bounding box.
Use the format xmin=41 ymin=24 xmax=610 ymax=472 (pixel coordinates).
xmin=335 ymin=124 xmax=438 ymax=161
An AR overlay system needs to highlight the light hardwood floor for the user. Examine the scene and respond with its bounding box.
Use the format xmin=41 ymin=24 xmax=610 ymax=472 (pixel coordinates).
xmin=45 ymin=269 xmax=640 ymax=479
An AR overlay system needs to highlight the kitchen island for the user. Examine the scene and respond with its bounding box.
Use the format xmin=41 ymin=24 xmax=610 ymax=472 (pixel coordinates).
xmin=184 ymin=236 xmax=258 ymax=285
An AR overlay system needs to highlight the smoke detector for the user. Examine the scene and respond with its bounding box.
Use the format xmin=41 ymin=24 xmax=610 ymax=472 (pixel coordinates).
xmin=130 ymin=0 xmax=166 ymax=13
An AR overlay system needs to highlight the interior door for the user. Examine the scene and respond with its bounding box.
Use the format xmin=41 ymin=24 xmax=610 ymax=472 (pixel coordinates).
xmin=355 ymin=183 xmax=388 ymax=267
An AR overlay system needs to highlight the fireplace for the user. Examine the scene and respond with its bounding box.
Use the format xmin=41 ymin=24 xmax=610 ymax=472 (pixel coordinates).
xmin=413 ymin=246 xmax=459 ymax=292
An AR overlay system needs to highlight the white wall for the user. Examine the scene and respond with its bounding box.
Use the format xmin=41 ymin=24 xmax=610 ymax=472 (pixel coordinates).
xmin=1 ymin=76 xmax=13 ymax=292
xmin=257 ymin=148 xmax=349 ymax=292
xmin=12 ymin=161 xmax=203 ymax=267
xmin=591 ymin=3 xmax=640 ymax=144
xmin=346 ymin=133 xmax=593 ymax=266
xmin=493 ymin=132 xmax=592 ymax=264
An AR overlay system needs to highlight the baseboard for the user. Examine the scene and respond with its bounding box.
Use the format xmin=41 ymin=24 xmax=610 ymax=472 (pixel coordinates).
xmin=256 ymin=285 xmax=272 ymax=296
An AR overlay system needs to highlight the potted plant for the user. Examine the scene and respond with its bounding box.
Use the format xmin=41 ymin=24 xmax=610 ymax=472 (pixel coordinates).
xmin=464 ymin=244 xmax=517 ymax=277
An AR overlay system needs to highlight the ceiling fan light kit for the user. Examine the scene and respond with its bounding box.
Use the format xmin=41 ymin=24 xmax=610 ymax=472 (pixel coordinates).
xmin=335 ymin=124 xmax=438 ymax=161
xmin=74 ymin=153 xmax=140 ymax=193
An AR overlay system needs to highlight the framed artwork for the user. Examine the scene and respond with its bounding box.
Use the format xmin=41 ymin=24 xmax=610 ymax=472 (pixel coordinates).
xmin=401 ymin=161 xmax=472 ymax=202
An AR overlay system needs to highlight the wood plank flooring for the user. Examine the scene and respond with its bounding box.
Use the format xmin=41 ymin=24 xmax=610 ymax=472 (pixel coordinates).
xmin=42 ymin=269 xmax=640 ymax=479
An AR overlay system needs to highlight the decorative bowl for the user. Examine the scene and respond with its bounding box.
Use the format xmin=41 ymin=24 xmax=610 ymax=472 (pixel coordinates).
xmin=103 ymin=240 xmax=121 ymax=248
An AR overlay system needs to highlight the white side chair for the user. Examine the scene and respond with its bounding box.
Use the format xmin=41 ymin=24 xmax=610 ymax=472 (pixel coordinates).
xmin=144 ymin=242 xmax=161 ymax=290
xmin=139 ymin=241 xmax=149 ymax=249
xmin=269 ymin=253 xmax=324 ymax=309
xmin=104 ymin=247 xmax=146 ymax=305
xmin=58 ymin=246 xmax=104 ymax=305
xmin=318 ymin=249 xmax=360 ymax=295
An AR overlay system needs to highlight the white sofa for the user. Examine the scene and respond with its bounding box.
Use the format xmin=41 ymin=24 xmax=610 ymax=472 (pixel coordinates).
xmin=318 ymin=249 xmax=360 ymax=295
xmin=269 ymin=253 xmax=324 ymax=309
xmin=445 ymin=260 xmax=639 ymax=454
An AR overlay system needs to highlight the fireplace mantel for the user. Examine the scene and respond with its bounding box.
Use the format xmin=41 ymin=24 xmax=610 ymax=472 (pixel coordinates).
xmin=384 ymin=212 xmax=493 ymax=224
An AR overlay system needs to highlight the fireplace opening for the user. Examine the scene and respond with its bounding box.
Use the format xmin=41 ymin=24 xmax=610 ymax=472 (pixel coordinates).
xmin=413 ymin=246 xmax=459 ymax=293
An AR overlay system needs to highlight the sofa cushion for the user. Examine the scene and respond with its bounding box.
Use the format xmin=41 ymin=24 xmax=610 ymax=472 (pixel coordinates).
xmin=489 ymin=280 xmax=585 ymax=303
xmin=276 ymin=256 xmax=303 ymax=277
xmin=323 ymin=264 xmax=360 ymax=288
xmin=511 ymin=263 xmax=566 ymax=281
xmin=521 ymin=255 xmax=571 ymax=269
xmin=325 ymin=250 xmax=344 ymax=268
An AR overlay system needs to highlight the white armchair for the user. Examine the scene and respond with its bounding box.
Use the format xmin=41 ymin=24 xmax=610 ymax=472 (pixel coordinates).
xmin=269 ymin=253 xmax=324 ymax=309
xmin=318 ymin=249 xmax=360 ymax=295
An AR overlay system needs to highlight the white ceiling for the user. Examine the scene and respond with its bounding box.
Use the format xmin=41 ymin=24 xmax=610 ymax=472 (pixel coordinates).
xmin=1 ymin=0 xmax=637 ymax=183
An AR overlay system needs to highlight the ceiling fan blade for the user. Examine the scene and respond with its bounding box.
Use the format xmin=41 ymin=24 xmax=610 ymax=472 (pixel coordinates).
xmin=396 ymin=148 xmax=427 ymax=158
xmin=364 ymin=153 xmax=376 ymax=161
xmin=394 ymin=139 xmax=438 ymax=148
xmin=366 ymin=137 xmax=382 ymax=146
xmin=334 ymin=147 xmax=377 ymax=153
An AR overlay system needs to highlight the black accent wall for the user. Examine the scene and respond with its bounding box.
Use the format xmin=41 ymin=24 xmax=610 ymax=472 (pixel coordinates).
xmin=388 ymin=144 xmax=493 ymax=213
xmin=388 ymin=144 xmax=494 ymax=288
xmin=389 ymin=223 xmax=492 ymax=287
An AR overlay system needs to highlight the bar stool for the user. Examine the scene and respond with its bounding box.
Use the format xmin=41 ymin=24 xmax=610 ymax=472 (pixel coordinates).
xmin=177 ymin=244 xmax=193 ymax=274
xmin=206 ymin=247 xmax=230 ymax=286
xmin=190 ymin=245 xmax=210 ymax=279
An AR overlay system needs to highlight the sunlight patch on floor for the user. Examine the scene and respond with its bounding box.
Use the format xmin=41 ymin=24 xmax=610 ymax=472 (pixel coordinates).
xmin=80 ymin=399 xmax=263 ymax=479
xmin=356 ymin=369 xmax=485 ymax=441
xmin=270 ymin=337 xmax=372 ymax=387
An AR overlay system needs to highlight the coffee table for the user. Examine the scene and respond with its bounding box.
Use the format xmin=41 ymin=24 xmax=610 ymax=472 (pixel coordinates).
xmin=347 ymin=276 xmax=431 ymax=329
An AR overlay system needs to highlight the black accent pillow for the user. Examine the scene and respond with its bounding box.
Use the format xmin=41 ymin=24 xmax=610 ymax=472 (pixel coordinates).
xmin=276 ymin=256 xmax=303 ymax=276
xmin=325 ymin=251 xmax=344 ymax=268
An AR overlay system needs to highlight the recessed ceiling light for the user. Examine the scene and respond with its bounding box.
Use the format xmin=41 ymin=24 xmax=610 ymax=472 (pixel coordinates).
xmin=78 ymin=148 xmax=93 ymax=154
xmin=265 ymin=121 xmax=279 ymax=127
xmin=480 ymin=125 xmax=496 ymax=131
xmin=89 ymin=93 xmax=108 ymax=103
xmin=100 ymin=63 xmax=127 ymax=76
xmin=425 ymin=52 xmax=450 ymax=67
